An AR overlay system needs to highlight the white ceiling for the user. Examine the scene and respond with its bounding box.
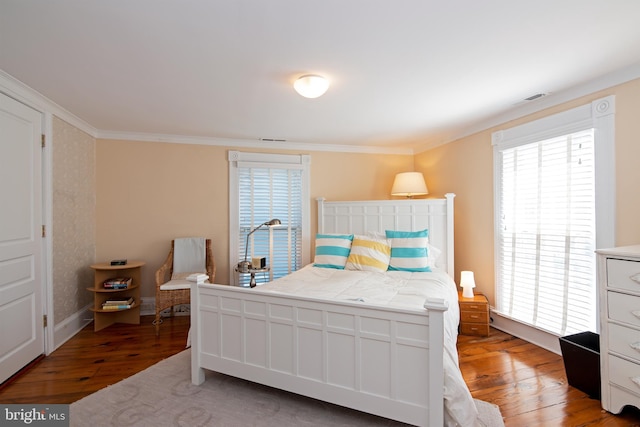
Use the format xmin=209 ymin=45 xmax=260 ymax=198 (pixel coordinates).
xmin=2 ymin=1 xmax=640 ymax=153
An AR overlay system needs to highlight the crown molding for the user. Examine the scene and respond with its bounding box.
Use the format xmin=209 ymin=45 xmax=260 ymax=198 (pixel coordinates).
xmin=95 ymin=130 xmax=414 ymax=155
xmin=0 ymin=69 xmax=97 ymax=137
xmin=0 ymin=69 xmax=412 ymax=155
xmin=414 ymin=61 xmax=640 ymax=154
xmin=6 ymin=60 xmax=639 ymax=157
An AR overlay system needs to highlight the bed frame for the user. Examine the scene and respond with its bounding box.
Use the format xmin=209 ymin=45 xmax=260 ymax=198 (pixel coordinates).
xmin=191 ymin=194 xmax=455 ymax=426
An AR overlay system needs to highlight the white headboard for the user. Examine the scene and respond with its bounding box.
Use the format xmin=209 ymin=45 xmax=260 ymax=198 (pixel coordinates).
xmin=317 ymin=193 xmax=455 ymax=278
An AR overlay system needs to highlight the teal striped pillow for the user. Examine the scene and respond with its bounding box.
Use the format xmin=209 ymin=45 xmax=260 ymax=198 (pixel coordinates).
xmin=313 ymin=234 xmax=354 ymax=269
xmin=385 ymin=229 xmax=431 ymax=272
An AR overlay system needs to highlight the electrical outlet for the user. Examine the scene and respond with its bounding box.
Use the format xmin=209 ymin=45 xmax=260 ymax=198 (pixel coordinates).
xmin=174 ymin=304 xmax=190 ymax=315
xmin=160 ymin=304 xmax=190 ymax=317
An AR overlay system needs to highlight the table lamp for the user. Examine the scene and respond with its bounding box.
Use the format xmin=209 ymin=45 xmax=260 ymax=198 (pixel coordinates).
xmin=237 ymin=219 xmax=281 ymax=273
xmin=460 ymin=271 xmax=476 ymax=298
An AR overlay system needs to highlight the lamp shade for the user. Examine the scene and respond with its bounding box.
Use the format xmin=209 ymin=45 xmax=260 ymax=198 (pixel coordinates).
xmin=460 ymin=271 xmax=476 ymax=298
xmin=391 ymin=172 xmax=428 ymax=198
xmin=294 ymin=75 xmax=329 ymax=98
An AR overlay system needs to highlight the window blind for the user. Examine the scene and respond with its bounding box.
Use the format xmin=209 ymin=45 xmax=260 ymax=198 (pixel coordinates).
xmin=495 ymin=128 xmax=596 ymax=336
xmin=238 ymin=166 xmax=303 ymax=286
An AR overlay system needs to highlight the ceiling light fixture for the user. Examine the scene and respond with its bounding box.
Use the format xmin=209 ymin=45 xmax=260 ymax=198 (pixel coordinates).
xmin=294 ymin=74 xmax=329 ymax=98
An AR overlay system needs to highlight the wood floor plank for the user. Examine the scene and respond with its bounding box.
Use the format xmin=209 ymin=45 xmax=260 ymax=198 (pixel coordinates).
xmin=2 ymin=315 xmax=640 ymax=425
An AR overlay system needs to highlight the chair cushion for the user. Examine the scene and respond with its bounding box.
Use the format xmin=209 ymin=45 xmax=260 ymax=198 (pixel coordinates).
xmin=159 ymin=279 xmax=192 ymax=291
xmin=171 ymin=272 xmax=202 ymax=280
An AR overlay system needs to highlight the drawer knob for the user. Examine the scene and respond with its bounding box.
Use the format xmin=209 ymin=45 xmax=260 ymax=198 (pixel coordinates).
xmin=631 ymin=273 xmax=640 ymax=284
xmin=632 ymin=376 xmax=640 ymax=388
xmin=631 ymin=342 xmax=640 ymax=352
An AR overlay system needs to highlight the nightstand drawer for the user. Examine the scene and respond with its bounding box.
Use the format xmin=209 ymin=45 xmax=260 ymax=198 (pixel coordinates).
xmin=460 ymin=323 xmax=490 ymax=337
xmin=459 ymin=301 xmax=488 ymax=312
xmin=460 ymin=311 xmax=490 ymax=323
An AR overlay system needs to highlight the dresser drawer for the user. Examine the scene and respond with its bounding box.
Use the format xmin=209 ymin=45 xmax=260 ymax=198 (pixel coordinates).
xmin=607 ymin=258 xmax=640 ymax=293
xmin=609 ymin=354 xmax=640 ymax=396
xmin=460 ymin=311 xmax=489 ymax=323
xmin=608 ymin=291 xmax=640 ymax=327
xmin=608 ymin=323 xmax=640 ymax=363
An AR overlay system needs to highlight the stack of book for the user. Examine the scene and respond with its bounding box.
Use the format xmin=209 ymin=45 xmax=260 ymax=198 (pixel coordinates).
xmin=187 ymin=273 xmax=209 ymax=284
xmin=103 ymin=277 xmax=132 ymax=289
xmin=101 ymin=296 xmax=134 ymax=310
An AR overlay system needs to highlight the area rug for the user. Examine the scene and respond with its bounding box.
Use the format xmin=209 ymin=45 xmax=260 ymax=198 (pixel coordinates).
xmin=70 ymin=349 xmax=504 ymax=426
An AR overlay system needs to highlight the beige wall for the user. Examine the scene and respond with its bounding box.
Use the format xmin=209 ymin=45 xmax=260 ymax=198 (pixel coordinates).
xmin=94 ymin=77 xmax=640 ymax=306
xmin=416 ymin=77 xmax=640 ymax=305
xmin=95 ymin=141 xmax=413 ymax=296
xmin=52 ymin=117 xmax=96 ymax=323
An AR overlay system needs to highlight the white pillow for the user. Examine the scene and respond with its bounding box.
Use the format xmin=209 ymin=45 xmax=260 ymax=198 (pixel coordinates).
xmin=426 ymin=242 xmax=442 ymax=269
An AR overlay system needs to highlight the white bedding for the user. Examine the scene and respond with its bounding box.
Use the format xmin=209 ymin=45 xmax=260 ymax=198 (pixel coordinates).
xmin=259 ymin=265 xmax=480 ymax=426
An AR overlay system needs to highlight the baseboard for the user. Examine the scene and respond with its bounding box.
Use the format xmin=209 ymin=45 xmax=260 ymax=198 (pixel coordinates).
xmin=491 ymin=312 xmax=562 ymax=355
xmin=139 ymin=297 xmax=155 ymax=316
xmin=138 ymin=297 xmax=189 ymax=317
xmin=53 ymin=303 xmax=93 ymax=351
xmin=51 ymin=299 xmax=189 ymax=350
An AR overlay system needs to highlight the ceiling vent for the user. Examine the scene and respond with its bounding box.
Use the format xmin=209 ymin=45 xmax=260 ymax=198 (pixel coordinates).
xmin=524 ymin=93 xmax=547 ymax=101
xmin=260 ymin=138 xmax=286 ymax=142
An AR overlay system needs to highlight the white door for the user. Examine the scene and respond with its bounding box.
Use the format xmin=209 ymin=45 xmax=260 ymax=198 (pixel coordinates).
xmin=0 ymin=93 xmax=44 ymax=384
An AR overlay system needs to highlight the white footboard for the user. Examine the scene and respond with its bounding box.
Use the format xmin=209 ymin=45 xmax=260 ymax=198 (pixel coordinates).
xmin=191 ymin=283 xmax=447 ymax=426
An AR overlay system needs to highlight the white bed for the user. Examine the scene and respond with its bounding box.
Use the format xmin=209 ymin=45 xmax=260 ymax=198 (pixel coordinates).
xmin=190 ymin=194 xmax=480 ymax=426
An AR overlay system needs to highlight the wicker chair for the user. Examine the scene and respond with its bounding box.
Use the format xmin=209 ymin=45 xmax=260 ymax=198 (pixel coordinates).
xmin=154 ymin=238 xmax=215 ymax=335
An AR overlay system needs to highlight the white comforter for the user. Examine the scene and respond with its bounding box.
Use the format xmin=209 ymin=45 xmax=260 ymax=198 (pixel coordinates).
xmin=259 ymin=265 xmax=480 ymax=427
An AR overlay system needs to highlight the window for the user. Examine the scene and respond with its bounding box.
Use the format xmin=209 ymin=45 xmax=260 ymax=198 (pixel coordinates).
xmin=492 ymin=96 xmax=615 ymax=338
xmin=229 ymin=151 xmax=310 ymax=286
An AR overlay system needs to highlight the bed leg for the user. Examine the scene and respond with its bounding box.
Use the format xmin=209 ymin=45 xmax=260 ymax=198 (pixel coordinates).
xmin=190 ymin=281 xmax=204 ymax=385
xmin=192 ymin=366 xmax=205 ymax=385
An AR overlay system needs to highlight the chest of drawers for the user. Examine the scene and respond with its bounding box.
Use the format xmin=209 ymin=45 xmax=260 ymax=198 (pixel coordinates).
xmin=597 ymin=245 xmax=640 ymax=414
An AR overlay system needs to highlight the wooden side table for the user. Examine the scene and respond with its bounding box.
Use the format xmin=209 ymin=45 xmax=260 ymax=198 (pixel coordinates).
xmin=458 ymin=291 xmax=490 ymax=337
xmin=88 ymin=261 xmax=144 ymax=332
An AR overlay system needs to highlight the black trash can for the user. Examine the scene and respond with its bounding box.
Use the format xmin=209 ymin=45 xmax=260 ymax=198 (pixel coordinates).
xmin=559 ymin=331 xmax=601 ymax=399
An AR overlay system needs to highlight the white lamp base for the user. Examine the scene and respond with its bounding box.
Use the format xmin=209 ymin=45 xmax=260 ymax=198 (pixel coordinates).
xmin=462 ymin=286 xmax=474 ymax=298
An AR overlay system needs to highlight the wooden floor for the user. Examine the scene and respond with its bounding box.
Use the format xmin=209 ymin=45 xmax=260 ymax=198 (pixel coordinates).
xmin=458 ymin=329 xmax=640 ymax=426
xmin=0 ymin=315 xmax=190 ymax=404
xmin=1 ymin=316 xmax=640 ymax=426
